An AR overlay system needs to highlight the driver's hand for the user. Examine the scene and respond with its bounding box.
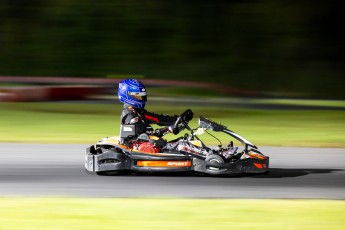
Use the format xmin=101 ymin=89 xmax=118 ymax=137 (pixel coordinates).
xmin=168 ymin=125 xmax=180 ymax=135
xmin=181 ymin=109 xmax=193 ymax=122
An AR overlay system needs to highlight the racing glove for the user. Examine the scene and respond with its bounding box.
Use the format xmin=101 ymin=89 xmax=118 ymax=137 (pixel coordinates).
xmin=152 ymin=125 xmax=180 ymax=136
xmin=168 ymin=125 xmax=180 ymax=135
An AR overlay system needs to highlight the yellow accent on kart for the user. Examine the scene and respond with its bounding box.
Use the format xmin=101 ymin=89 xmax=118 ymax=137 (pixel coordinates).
xmin=247 ymin=151 xmax=267 ymax=160
xmin=189 ymin=140 xmax=202 ymax=147
xmin=149 ymin=136 xmax=160 ymax=140
xmin=98 ymin=136 xmax=120 ymax=145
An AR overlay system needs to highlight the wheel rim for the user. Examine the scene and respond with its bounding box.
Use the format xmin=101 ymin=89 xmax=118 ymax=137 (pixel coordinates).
xmin=208 ymin=158 xmax=225 ymax=171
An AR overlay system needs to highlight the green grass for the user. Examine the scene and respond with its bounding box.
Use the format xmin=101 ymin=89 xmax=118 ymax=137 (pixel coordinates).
xmin=1 ymin=102 xmax=345 ymax=147
xmin=0 ymin=198 xmax=344 ymax=230
xmin=145 ymin=88 xmax=345 ymax=107
xmin=253 ymin=99 xmax=345 ymax=108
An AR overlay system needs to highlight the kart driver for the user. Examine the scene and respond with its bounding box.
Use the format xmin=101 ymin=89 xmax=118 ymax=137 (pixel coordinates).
xmin=118 ymin=78 xmax=193 ymax=141
xmin=117 ymin=78 xmax=233 ymax=159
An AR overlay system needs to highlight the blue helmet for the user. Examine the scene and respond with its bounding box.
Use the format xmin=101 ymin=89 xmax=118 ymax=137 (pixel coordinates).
xmin=118 ymin=79 xmax=147 ymax=109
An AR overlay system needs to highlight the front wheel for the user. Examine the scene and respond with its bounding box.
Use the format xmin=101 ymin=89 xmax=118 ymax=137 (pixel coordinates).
xmin=205 ymin=154 xmax=226 ymax=172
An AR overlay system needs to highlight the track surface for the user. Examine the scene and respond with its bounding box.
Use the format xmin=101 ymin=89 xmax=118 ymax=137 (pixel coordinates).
xmin=1 ymin=143 xmax=344 ymax=198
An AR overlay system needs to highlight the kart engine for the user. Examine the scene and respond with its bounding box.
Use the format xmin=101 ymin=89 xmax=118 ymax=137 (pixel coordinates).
xmin=138 ymin=142 xmax=161 ymax=153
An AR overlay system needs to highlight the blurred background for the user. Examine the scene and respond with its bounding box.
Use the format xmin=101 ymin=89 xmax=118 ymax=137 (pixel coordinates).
xmin=0 ymin=0 xmax=344 ymax=100
xmin=0 ymin=3 xmax=345 ymax=227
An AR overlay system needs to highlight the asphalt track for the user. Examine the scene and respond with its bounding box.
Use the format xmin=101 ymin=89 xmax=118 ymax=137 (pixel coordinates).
xmin=0 ymin=143 xmax=344 ymax=199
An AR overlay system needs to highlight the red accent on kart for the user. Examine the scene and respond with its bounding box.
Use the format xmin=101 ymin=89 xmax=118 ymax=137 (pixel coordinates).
xmin=144 ymin=114 xmax=159 ymax=123
xmin=180 ymin=146 xmax=202 ymax=155
xmin=253 ymin=163 xmax=266 ymax=169
xmin=138 ymin=142 xmax=161 ymax=153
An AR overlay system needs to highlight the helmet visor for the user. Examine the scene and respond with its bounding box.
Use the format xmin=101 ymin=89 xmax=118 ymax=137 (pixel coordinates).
xmin=128 ymin=91 xmax=147 ymax=101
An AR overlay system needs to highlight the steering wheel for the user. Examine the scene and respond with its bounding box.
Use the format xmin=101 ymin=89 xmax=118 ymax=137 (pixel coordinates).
xmin=172 ymin=109 xmax=194 ymax=131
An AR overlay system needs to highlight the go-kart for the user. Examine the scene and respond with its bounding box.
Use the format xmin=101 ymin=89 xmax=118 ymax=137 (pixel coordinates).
xmin=85 ymin=113 xmax=269 ymax=176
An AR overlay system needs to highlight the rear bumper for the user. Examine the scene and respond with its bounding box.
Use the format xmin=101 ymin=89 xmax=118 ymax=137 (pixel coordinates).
xmin=85 ymin=146 xmax=131 ymax=172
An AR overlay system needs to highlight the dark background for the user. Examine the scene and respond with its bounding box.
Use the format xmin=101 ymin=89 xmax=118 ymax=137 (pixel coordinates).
xmin=0 ymin=0 xmax=344 ymax=98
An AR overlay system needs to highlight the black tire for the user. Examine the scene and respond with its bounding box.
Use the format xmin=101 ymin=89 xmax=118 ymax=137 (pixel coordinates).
xmin=96 ymin=171 xmax=119 ymax=176
xmin=205 ymin=154 xmax=226 ymax=172
xmin=259 ymin=170 xmax=270 ymax=175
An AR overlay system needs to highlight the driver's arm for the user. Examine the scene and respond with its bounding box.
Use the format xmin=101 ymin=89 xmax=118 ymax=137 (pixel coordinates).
xmin=139 ymin=109 xmax=193 ymax=136
xmin=142 ymin=110 xmax=179 ymax=126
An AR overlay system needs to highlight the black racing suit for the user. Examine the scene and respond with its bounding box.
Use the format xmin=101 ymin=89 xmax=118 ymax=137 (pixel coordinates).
xmin=121 ymin=104 xmax=178 ymax=138
xmin=120 ymin=104 xmax=213 ymax=155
